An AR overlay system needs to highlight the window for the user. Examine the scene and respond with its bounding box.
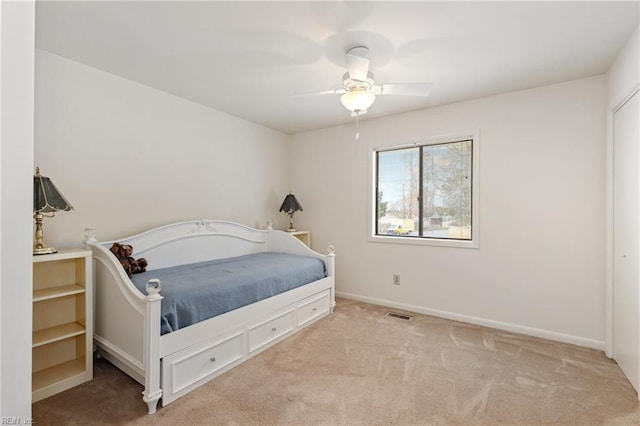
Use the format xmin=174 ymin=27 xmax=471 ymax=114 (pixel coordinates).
xmin=372 ymin=135 xmax=478 ymax=248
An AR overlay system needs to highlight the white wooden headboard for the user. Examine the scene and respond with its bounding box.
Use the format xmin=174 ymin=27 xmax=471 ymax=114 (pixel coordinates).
xmin=87 ymin=220 xmax=270 ymax=270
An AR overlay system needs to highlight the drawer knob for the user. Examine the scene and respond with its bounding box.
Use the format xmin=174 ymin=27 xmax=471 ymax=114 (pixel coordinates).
xmin=210 ymin=357 xmax=216 ymax=363
xmin=271 ymin=327 xmax=277 ymax=332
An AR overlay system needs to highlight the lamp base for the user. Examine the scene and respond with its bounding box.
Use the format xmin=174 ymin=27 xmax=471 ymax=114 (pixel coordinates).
xmin=33 ymin=245 xmax=57 ymax=255
xmin=33 ymin=211 xmax=58 ymax=255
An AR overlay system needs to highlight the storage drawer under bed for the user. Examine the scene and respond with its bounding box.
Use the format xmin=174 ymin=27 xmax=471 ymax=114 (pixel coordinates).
xmin=296 ymin=290 xmax=330 ymax=327
xmin=246 ymin=288 xmax=330 ymax=354
xmin=161 ymin=332 xmax=244 ymax=405
xmin=248 ymin=310 xmax=295 ymax=353
xmin=160 ymin=288 xmax=331 ymax=406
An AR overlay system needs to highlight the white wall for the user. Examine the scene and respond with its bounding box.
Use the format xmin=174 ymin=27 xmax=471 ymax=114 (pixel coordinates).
xmin=0 ymin=0 xmax=35 ymax=417
xmin=35 ymin=50 xmax=291 ymax=248
xmin=607 ymin=26 xmax=639 ymax=108
xmin=291 ymin=76 xmax=607 ymax=348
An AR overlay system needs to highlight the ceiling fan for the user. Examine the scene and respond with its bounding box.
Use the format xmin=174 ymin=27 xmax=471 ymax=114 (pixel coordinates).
xmin=309 ymin=46 xmax=433 ymax=117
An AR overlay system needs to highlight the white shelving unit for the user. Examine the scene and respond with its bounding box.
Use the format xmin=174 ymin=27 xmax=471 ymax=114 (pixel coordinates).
xmin=288 ymin=230 xmax=310 ymax=247
xmin=32 ymin=249 xmax=93 ymax=403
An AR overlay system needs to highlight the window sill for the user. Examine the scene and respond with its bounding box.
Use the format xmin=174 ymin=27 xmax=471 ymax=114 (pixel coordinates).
xmin=368 ymin=234 xmax=479 ymax=249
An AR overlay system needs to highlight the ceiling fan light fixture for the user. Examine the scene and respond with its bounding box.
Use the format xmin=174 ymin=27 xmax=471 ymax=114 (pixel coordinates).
xmin=340 ymin=89 xmax=375 ymax=113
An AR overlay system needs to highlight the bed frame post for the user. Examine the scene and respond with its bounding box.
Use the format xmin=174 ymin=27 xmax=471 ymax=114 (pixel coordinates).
xmin=327 ymin=245 xmax=336 ymax=312
xmin=142 ymin=280 xmax=163 ymax=414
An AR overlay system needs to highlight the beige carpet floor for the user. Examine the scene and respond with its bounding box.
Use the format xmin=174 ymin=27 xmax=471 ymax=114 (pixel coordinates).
xmin=33 ymin=298 xmax=640 ymax=425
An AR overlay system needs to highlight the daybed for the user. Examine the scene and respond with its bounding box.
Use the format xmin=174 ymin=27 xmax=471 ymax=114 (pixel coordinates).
xmin=84 ymin=220 xmax=335 ymax=414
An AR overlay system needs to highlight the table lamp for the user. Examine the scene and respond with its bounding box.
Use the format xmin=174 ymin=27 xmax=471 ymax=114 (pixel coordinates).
xmin=279 ymin=192 xmax=303 ymax=232
xmin=33 ymin=167 xmax=73 ymax=255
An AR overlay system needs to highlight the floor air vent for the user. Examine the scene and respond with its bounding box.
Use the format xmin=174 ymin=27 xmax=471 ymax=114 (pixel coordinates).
xmin=386 ymin=311 xmax=413 ymax=320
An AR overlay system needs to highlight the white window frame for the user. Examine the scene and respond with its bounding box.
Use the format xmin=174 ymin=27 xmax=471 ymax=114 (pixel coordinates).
xmin=368 ymin=132 xmax=480 ymax=249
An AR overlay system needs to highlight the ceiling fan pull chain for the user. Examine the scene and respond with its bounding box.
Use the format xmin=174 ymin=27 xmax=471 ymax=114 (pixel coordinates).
xmin=355 ymin=111 xmax=360 ymax=140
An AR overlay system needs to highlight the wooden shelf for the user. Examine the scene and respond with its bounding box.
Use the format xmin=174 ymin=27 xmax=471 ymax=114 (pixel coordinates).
xmin=33 ymin=322 xmax=86 ymax=348
xmin=32 ymin=249 xmax=93 ymax=403
xmin=289 ymin=230 xmax=310 ymax=247
xmin=33 ymin=284 xmax=85 ymax=302
xmin=32 ymin=249 xmax=91 ymax=263
xmin=32 ymin=358 xmax=86 ymax=393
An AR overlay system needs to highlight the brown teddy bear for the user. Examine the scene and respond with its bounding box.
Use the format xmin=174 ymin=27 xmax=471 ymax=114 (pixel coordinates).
xmin=110 ymin=242 xmax=148 ymax=278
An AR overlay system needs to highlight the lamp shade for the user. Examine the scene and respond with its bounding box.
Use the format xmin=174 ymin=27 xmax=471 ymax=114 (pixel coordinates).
xmin=340 ymin=89 xmax=375 ymax=112
xmin=34 ymin=167 xmax=73 ymax=213
xmin=279 ymin=193 xmax=303 ymax=214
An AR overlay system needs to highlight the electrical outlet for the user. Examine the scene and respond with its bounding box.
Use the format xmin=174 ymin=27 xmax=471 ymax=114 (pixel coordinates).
xmin=393 ymin=274 xmax=400 ymax=285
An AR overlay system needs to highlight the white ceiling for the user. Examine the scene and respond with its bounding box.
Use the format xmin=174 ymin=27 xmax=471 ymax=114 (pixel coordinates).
xmin=36 ymin=1 xmax=639 ymax=134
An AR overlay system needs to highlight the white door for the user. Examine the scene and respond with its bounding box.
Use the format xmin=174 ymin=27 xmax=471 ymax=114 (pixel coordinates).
xmin=613 ymin=89 xmax=640 ymax=393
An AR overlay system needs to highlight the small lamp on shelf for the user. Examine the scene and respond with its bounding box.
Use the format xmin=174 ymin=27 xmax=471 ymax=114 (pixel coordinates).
xmin=279 ymin=192 xmax=303 ymax=232
xmin=33 ymin=167 xmax=73 ymax=255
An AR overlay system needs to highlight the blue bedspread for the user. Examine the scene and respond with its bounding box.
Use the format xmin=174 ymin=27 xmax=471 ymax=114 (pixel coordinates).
xmin=130 ymin=252 xmax=326 ymax=335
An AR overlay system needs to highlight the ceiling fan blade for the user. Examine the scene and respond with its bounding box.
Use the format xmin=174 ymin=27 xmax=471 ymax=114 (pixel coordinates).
xmin=345 ymin=46 xmax=370 ymax=81
xmin=291 ymin=88 xmax=346 ymax=97
xmin=378 ymin=83 xmax=433 ymax=96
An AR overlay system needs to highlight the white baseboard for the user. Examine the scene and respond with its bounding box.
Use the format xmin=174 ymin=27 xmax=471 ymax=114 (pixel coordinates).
xmin=336 ymin=291 xmax=605 ymax=351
